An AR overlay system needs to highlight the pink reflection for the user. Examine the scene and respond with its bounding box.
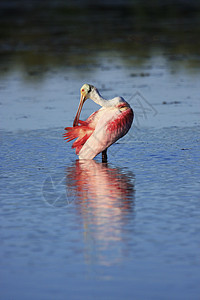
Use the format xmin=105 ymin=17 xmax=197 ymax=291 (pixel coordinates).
xmin=66 ymin=160 xmax=135 ymax=266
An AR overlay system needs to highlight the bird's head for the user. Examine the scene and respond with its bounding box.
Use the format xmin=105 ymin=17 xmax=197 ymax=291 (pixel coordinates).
xmin=73 ymin=84 xmax=94 ymax=127
xmin=80 ymin=84 xmax=94 ymax=101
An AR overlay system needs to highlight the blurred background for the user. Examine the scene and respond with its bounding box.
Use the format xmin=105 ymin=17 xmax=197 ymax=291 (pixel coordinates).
xmin=1 ymin=0 xmax=200 ymax=79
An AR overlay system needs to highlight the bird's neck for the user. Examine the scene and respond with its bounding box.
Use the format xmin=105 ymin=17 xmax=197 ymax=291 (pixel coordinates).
xmin=90 ymin=89 xmax=115 ymax=107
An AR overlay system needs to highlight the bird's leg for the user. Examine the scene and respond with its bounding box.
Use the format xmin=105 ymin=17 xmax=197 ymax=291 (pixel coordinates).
xmin=102 ymin=149 xmax=107 ymax=163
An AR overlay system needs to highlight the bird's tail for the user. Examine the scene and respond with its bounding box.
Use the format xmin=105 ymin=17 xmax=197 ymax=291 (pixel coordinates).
xmin=63 ymin=121 xmax=94 ymax=155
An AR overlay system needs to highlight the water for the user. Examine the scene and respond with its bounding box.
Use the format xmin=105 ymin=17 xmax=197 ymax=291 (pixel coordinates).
xmin=1 ymin=126 xmax=200 ymax=299
xmin=1 ymin=1 xmax=200 ymax=299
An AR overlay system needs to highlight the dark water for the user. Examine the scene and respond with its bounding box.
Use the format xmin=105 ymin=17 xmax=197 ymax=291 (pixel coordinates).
xmin=1 ymin=1 xmax=200 ymax=299
xmin=1 ymin=0 xmax=200 ymax=77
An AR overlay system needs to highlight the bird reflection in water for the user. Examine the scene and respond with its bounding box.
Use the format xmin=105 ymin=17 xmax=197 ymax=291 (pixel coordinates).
xmin=66 ymin=160 xmax=135 ymax=266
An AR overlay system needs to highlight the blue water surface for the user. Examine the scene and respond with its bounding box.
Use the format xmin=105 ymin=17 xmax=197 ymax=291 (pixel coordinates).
xmin=0 ymin=125 xmax=200 ymax=300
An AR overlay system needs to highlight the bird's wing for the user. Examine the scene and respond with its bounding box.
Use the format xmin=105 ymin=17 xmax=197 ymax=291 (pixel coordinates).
xmin=64 ymin=122 xmax=94 ymax=155
xmin=79 ymin=107 xmax=133 ymax=159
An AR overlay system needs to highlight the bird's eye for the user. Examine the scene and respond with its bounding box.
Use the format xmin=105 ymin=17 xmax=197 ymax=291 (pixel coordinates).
xmin=82 ymin=89 xmax=84 ymax=92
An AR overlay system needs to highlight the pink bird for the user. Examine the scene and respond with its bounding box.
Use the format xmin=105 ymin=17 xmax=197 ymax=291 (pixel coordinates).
xmin=64 ymin=84 xmax=134 ymax=162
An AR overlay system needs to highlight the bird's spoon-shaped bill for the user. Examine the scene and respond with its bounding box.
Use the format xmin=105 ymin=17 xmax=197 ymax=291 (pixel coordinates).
xmin=73 ymin=94 xmax=86 ymax=127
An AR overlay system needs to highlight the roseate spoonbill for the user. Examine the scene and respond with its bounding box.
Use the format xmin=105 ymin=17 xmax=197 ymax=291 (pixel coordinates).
xmin=64 ymin=84 xmax=134 ymax=162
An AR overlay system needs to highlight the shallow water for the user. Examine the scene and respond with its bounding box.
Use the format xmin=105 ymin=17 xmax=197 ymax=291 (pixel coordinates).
xmin=1 ymin=125 xmax=200 ymax=299
xmin=1 ymin=1 xmax=200 ymax=299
